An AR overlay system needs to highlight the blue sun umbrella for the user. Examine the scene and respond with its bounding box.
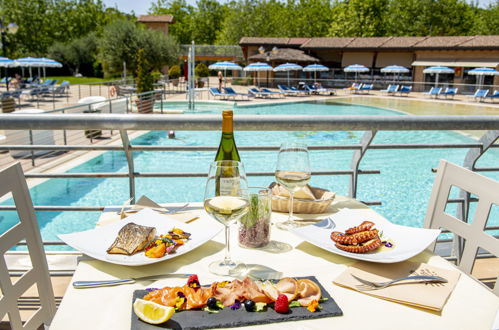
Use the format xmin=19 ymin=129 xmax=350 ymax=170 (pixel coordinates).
xmin=208 ymin=61 xmax=243 ymax=88
xmin=467 ymin=67 xmax=499 ymax=89
xmin=344 ymin=64 xmax=369 ymax=82
xmin=423 ymin=66 xmax=454 ymax=87
xmin=303 ymin=64 xmax=329 ymax=82
xmin=273 ymin=63 xmax=303 ymax=86
xmin=244 ymin=62 xmax=273 ymax=87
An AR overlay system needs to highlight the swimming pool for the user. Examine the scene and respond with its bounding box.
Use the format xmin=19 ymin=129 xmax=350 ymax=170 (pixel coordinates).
xmin=1 ymin=100 xmax=498 ymax=250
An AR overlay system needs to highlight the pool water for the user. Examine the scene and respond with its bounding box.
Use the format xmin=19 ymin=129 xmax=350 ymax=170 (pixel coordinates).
xmin=1 ymin=100 xmax=498 ymax=250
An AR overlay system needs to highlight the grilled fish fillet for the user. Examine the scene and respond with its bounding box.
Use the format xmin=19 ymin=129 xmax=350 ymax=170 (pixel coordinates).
xmin=106 ymin=222 xmax=156 ymax=255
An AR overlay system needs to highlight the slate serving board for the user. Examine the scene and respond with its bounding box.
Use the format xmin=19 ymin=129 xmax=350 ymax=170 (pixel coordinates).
xmin=131 ymin=276 xmax=343 ymax=330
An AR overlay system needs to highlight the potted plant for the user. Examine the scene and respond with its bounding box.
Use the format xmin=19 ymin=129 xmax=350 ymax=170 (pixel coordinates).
xmin=195 ymin=63 xmax=209 ymax=88
xmin=168 ymin=65 xmax=181 ymax=87
xmin=135 ymin=48 xmax=154 ymax=113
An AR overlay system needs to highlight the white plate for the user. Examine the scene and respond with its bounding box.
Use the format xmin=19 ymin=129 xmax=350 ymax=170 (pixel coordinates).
xmin=290 ymin=209 xmax=440 ymax=263
xmin=58 ymin=209 xmax=223 ymax=266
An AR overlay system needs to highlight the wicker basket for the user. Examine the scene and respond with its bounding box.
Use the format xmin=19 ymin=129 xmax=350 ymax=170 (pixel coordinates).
xmin=270 ymin=182 xmax=335 ymax=214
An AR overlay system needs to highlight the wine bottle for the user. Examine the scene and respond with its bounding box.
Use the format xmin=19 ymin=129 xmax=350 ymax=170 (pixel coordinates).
xmin=215 ymin=110 xmax=240 ymax=161
xmin=215 ymin=110 xmax=241 ymax=196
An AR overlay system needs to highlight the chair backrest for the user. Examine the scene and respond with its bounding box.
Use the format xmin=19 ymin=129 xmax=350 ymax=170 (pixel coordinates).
xmin=429 ymin=87 xmax=441 ymax=94
xmin=474 ymin=89 xmax=488 ymax=97
xmin=424 ymin=160 xmax=499 ymax=296
xmin=400 ymin=85 xmax=411 ymax=92
xmin=277 ymin=85 xmax=288 ymax=91
xmin=209 ymin=88 xmax=221 ymax=95
xmin=224 ymin=87 xmax=236 ymax=94
xmin=0 ymin=163 xmax=56 ymax=329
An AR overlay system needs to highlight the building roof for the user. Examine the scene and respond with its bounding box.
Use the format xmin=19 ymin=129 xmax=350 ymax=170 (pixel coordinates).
xmin=240 ymin=37 xmax=310 ymax=46
xmin=137 ymin=15 xmax=174 ymax=23
xmin=300 ymin=37 xmax=355 ymax=49
xmin=244 ymin=35 xmax=499 ymax=51
xmin=412 ymin=36 xmax=475 ymax=49
xmin=248 ymin=48 xmax=319 ymax=63
xmin=452 ymin=35 xmax=499 ymax=49
xmin=378 ymin=36 xmax=428 ymax=48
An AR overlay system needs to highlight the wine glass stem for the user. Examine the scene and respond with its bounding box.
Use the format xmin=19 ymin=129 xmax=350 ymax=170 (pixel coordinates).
xmin=288 ymin=191 xmax=294 ymax=222
xmin=224 ymin=225 xmax=231 ymax=265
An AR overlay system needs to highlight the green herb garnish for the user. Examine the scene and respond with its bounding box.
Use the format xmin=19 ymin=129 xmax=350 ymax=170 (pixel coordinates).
xmin=288 ymin=301 xmax=301 ymax=308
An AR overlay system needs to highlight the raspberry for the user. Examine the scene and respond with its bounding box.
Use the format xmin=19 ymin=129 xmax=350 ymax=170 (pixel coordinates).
xmin=274 ymin=294 xmax=289 ymax=314
xmin=187 ymin=274 xmax=200 ymax=288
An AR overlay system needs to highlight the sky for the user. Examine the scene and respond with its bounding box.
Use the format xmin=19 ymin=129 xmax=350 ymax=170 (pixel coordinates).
xmin=103 ymin=0 xmax=495 ymax=16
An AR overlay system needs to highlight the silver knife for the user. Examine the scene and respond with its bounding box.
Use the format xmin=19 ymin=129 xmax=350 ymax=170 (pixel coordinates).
xmin=73 ymin=273 xmax=193 ymax=289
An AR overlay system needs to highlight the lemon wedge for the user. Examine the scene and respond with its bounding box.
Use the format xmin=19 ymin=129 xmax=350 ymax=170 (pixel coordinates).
xmin=133 ymin=298 xmax=175 ymax=324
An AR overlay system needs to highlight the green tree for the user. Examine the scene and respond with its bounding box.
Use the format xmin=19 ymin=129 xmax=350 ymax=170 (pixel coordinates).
xmin=190 ymin=0 xmax=226 ymax=44
xmin=150 ymin=0 xmax=194 ymax=44
xmin=328 ymin=0 xmax=389 ymax=37
xmin=0 ymin=0 xmax=131 ymax=57
xmin=385 ymin=0 xmax=476 ymax=36
xmin=48 ymin=33 xmax=99 ymax=76
xmin=99 ymin=20 xmax=179 ymax=77
xmin=135 ymin=48 xmax=154 ymax=94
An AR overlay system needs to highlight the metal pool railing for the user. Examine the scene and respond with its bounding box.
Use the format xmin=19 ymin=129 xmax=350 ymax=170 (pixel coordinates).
xmin=0 ymin=114 xmax=498 ymax=260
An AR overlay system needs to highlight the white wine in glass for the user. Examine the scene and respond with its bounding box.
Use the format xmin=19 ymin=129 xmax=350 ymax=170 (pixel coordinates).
xmin=204 ymin=160 xmax=249 ymax=276
xmin=275 ymin=143 xmax=311 ymax=230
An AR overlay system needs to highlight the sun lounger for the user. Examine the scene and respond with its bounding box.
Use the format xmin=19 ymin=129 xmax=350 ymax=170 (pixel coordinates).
xmin=440 ymin=87 xmax=458 ymax=99
xmin=305 ymin=84 xmax=335 ymax=95
xmin=277 ymin=85 xmax=300 ymax=96
xmin=346 ymin=82 xmax=362 ymax=93
xmin=209 ymin=87 xmax=230 ymax=100
xmin=381 ymin=84 xmax=399 ymax=95
xmin=424 ymin=87 xmax=441 ymax=98
xmin=486 ymin=90 xmax=499 ymax=102
xmin=223 ymin=87 xmax=250 ymax=100
xmin=358 ymin=83 xmax=373 ymax=94
xmin=398 ymin=85 xmax=412 ymax=96
xmin=248 ymin=88 xmax=272 ymax=98
xmin=290 ymin=86 xmax=308 ymax=95
xmin=261 ymin=88 xmax=284 ymax=98
xmin=469 ymin=89 xmax=489 ymax=102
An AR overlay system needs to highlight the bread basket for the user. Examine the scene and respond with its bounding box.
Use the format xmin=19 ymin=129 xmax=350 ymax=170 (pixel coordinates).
xmin=270 ymin=182 xmax=335 ymax=214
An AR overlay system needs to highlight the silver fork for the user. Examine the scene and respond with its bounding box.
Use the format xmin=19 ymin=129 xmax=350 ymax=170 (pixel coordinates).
xmin=352 ymin=274 xmax=448 ymax=291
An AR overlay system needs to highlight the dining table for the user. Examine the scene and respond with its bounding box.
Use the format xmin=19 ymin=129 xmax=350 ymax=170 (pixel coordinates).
xmin=49 ymin=196 xmax=499 ymax=330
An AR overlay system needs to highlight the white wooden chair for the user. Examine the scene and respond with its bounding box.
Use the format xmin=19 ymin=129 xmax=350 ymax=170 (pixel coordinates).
xmin=0 ymin=163 xmax=56 ymax=329
xmin=424 ymin=160 xmax=499 ymax=296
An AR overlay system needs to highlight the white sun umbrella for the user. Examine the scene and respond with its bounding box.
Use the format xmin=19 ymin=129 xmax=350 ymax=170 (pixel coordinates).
xmin=467 ymin=67 xmax=499 ymax=89
xmin=303 ymin=64 xmax=329 ymax=83
xmin=208 ymin=61 xmax=242 ymax=88
xmin=422 ymin=66 xmax=454 ymax=87
xmin=344 ymin=64 xmax=369 ymax=82
xmin=380 ymin=65 xmax=409 ymax=81
xmin=273 ymin=63 xmax=303 ymax=86
xmin=15 ymin=57 xmax=44 ymax=78
xmin=243 ymin=62 xmax=273 ymax=87
xmin=37 ymin=58 xmax=63 ymax=78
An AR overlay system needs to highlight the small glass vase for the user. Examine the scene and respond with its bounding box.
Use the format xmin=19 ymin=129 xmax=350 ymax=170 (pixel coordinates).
xmin=238 ymin=187 xmax=272 ymax=248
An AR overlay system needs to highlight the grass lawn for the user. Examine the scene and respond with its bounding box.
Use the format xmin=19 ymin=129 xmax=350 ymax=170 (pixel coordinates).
xmin=45 ymin=76 xmax=109 ymax=85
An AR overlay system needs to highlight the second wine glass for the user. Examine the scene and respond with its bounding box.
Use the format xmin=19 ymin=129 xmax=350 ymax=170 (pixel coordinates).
xmin=204 ymin=160 xmax=249 ymax=276
xmin=275 ymin=142 xmax=311 ymax=230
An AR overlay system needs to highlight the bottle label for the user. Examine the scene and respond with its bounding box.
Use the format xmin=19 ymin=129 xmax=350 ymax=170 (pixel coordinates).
xmin=219 ymin=177 xmax=240 ymax=196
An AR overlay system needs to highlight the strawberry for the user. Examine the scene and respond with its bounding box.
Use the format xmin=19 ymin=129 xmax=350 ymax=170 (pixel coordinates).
xmin=186 ymin=274 xmax=200 ymax=288
xmin=274 ymin=294 xmax=289 ymax=314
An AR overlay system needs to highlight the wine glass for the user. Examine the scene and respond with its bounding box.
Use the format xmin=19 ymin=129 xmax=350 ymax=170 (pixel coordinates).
xmin=204 ymin=160 xmax=249 ymax=276
xmin=275 ymin=142 xmax=311 ymax=230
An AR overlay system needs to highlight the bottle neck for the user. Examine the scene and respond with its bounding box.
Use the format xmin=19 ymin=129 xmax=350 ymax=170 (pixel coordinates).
xmin=222 ymin=116 xmax=233 ymax=133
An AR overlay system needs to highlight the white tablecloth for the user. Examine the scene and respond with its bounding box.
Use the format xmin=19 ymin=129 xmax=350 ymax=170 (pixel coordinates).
xmin=50 ymin=200 xmax=499 ymax=330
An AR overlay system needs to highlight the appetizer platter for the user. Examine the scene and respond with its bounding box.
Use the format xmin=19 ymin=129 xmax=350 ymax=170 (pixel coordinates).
xmin=290 ymin=208 xmax=440 ymax=263
xmin=131 ymin=275 xmax=342 ymax=329
xmin=58 ymin=209 xmax=222 ymax=266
